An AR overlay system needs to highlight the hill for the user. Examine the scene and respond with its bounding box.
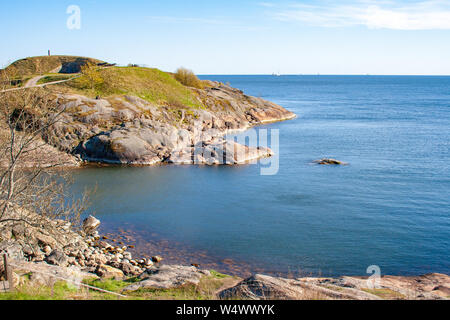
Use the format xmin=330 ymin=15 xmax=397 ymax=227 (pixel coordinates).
xmin=3 ymin=55 xmax=105 ymax=76
xmin=1 ymin=55 xmax=296 ymax=166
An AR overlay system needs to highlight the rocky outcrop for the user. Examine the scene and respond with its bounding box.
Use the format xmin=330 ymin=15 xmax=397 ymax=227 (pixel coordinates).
xmin=82 ymin=216 xmax=101 ymax=236
xmin=45 ymin=81 xmax=295 ymax=166
xmin=314 ymin=158 xmax=348 ymax=165
xmin=123 ymin=265 xmax=211 ymax=291
xmin=0 ymin=211 xmax=154 ymax=281
xmin=168 ymin=140 xmax=274 ymax=165
xmin=219 ymin=273 xmax=450 ymax=300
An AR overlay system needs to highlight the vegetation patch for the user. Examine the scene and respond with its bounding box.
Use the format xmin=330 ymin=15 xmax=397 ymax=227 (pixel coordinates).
xmin=64 ymin=66 xmax=204 ymax=109
xmin=174 ymin=67 xmax=205 ymax=89
xmin=362 ymin=288 xmax=405 ymax=299
xmin=37 ymin=74 xmax=74 ymax=85
xmin=3 ymin=56 xmax=104 ymax=77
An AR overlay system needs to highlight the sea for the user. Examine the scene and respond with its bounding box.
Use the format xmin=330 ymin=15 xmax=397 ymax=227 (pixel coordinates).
xmin=69 ymin=75 xmax=450 ymax=277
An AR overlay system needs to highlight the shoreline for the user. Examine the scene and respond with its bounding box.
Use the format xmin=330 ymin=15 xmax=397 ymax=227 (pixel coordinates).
xmin=1 ymin=214 xmax=449 ymax=300
xmin=101 ymin=222 xmax=450 ymax=280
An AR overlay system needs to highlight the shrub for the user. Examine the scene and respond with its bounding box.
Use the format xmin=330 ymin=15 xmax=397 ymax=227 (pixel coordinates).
xmin=174 ymin=67 xmax=203 ymax=89
xmin=77 ymin=62 xmax=104 ymax=90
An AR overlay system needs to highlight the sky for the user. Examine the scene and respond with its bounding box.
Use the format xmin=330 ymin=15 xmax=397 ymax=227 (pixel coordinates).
xmin=1 ymin=0 xmax=450 ymax=75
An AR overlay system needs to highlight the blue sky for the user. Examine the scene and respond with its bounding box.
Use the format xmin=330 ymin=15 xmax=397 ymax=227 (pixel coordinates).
xmin=1 ymin=0 xmax=450 ymax=74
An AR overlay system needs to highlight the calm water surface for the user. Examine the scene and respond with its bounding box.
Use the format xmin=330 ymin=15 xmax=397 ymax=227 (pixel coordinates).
xmin=70 ymin=75 xmax=450 ymax=277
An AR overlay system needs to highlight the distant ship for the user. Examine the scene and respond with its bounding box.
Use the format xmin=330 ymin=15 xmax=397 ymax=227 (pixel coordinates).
xmin=272 ymin=71 xmax=281 ymax=77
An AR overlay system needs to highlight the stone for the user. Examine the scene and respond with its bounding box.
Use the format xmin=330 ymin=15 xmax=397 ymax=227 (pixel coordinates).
xmin=0 ymin=241 xmax=25 ymax=261
xmin=314 ymin=158 xmax=348 ymax=165
xmin=96 ymin=264 xmax=124 ymax=280
xmin=35 ymin=233 xmax=58 ymax=248
xmin=218 ymin=274 xmax=381 ymax=300
xmin=43 ymin=245 xmax=52 ymax=255
xmin=11 ymin=225 xmax=27 ymax=240
xmin=151 ymin=255 xmax=163 ymax=263
xmin=82 ymin=216 xmax=101 ymax=236
xmin=123 ymin=252 xmax=132 ymax=260
xmin=120 ymin=261 xmax=140 ymax=276
xmin=45 ymin=249 xmax=69 ymax=267
xmin=123 ymin=265 xmax=209 ymax=291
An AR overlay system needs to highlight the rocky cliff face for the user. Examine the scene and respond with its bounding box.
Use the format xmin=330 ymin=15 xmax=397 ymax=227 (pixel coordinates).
xmin=48 ymin=81 xmax=295 ymax=165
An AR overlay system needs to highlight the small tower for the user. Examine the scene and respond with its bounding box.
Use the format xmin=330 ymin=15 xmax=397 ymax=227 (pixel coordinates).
xmin=48 ymin=50 xmax=51 ymax=56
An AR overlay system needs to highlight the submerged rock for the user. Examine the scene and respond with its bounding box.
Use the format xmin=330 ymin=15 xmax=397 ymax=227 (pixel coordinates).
xmin=314 ymin=158 xmax=348 ymax=165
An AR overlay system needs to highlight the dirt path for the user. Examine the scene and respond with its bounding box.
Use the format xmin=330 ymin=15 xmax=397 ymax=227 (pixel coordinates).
xmin=24 ymin=75 xmax=46 ymax=88
xmin=1 ymin=74 xmax=79 ymax=93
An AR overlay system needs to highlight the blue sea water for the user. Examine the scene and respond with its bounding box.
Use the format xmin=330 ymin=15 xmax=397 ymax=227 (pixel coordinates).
xmin=70 ymin=75 xmax=450 ymax=277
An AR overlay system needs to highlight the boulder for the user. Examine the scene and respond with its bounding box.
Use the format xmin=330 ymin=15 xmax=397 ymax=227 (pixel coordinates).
xmin=120 ymin=261 xmax=140 ymax=276
xmin=12 ymin=260 xmax=96 ymax=286
xmin=82 ymin=216 xmax=101 ymax=236
xmin=219 ymin=274 xmax=306 ymax=300
xmin=96 ymin=264 xmax=124 ymax=280
xmin=45 ymin=249 xmax=68 ymax=267
xmin=35 ymin=233 xmax=58 ymax=248
xmin=218 ymin=274 xmax=382 ymax=300
xmin=123 ymin=265 xmax=208 ymax=291
xmin=0 ymin=241 xmax=25 ymax=261
xmin=151 ymin=255 xmax=163 ymax=263
xmin=314 ymin=158 xmax=348 ymax=165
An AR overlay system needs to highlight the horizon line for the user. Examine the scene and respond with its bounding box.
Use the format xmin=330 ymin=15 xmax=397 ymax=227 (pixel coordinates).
xmin=197 ymin=73 xmax=450 ymax=76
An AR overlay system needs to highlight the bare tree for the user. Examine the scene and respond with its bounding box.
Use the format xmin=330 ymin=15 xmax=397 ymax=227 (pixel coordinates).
xmin=0 ymin=71 xmax=90 ymax=236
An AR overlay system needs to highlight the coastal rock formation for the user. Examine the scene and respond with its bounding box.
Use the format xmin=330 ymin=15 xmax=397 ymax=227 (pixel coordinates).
xmin=168 ymin=140 xmax=274 ymax=165
xmin=123 ymin=265 xmax=211 ymax=291
xmin=219 ymin=274 xmax=450 ymax=300
xmin=0 ymin=209 xmax=152 ymax=281
xmin=45 ymin=81 xmax=295 ymax=166
xmin=314 ymin=158 xmax=348 ymax=165
xmin=2 ymin=214 xmax=449 ymax=300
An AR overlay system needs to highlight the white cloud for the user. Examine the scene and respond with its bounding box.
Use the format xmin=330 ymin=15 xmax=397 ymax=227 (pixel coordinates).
xmin=271 ymin=1 xmax=450 ymax=30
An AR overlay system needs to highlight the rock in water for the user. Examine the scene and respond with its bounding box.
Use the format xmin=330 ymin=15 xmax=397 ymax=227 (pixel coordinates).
xmin=82 ymin=216 xmax=101 ymax=236
xmin=314 ymin=158 xmax=348 ymax=165
xmin=151 ymin=255 xmax=163 ymax=263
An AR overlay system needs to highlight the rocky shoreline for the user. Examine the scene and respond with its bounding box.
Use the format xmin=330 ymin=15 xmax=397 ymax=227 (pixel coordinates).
xmin=38 ymin=81 xmax=296 ymax=167
xmin=1 ymin=214 xmax=448 ymax=300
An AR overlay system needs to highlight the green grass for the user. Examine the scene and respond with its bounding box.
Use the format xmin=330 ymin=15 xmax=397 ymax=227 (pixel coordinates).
xmin=210 ymin=270 xmax=230 ymax=279
xmin=0 ymin=281 xmax=79 ymax=300
xmin=362 ymin=288 xmax=405 ymax=299
xmin=0 ymin=274 xmax=232 ymax=300
xmin=82 ymin=277 xmax=140 ymax=292
xmin=65 ymin=66 xmax=204 ymax=109
xmin=37 ymin=74 xmax=74 ymax=85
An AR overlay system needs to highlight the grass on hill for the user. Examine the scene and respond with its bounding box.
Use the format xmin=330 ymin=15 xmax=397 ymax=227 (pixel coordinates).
xmin=61 ymin=66 xmax=205 ymax=109
xmin=3 ymin=56 xmax=104 ymax=77
xmin=37 ymin=74 xmax=75 ymax=85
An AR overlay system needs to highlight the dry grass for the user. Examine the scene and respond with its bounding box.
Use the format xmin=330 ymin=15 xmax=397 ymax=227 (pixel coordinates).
xmin=3 ymin=56 xmax=104 ymax=77
xmin=174 ymin=67 xmax=205 ymax=89
xmin=362 ymin=288 xmax=406 ymax=299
